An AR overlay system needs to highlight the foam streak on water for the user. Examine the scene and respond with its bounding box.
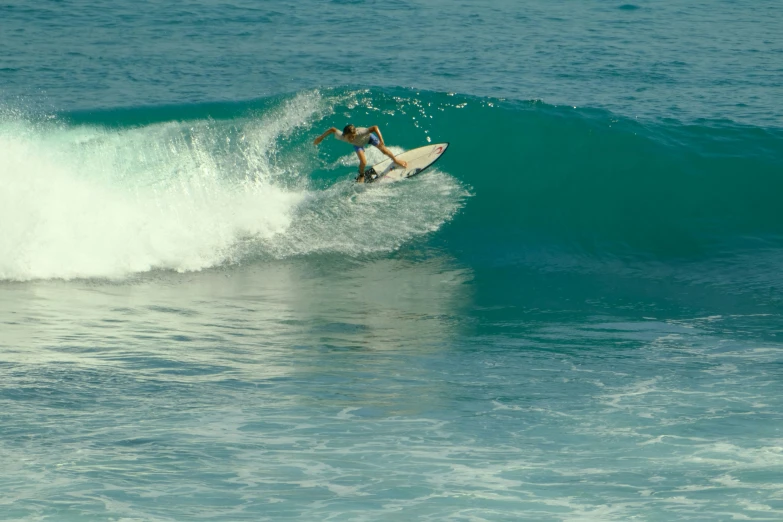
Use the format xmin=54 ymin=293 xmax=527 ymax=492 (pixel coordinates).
xmin=2 ymin=268 xmax=782 ymax=521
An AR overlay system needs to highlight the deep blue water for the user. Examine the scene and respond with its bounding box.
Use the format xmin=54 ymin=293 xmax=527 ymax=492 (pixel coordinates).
xmin=2 ymin=1 xmax=783 ymax=520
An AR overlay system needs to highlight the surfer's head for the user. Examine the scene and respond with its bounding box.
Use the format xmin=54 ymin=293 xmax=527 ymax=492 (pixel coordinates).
xmin=343 ymin=124 xmax=356 ymax=138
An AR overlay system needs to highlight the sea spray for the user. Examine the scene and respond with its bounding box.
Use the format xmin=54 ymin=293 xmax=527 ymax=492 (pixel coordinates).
xmin=0 ymin=101 xmax=311 ymax=280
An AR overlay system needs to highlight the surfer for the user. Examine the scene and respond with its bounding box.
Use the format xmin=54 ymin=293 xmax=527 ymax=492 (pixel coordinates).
xmin=314 ymin=124 xmax=407 ymax=183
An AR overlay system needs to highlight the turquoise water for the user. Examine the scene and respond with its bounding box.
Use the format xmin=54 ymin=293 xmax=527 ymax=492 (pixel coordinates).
xmin=2 ymin=2 xmax=783 ymax=520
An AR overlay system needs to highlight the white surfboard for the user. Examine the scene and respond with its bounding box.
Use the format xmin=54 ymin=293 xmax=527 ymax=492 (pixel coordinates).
xmin=363 ymin=143 xmax=449 ymax=184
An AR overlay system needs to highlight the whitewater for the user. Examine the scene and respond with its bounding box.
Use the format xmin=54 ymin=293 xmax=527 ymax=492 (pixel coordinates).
xmin=2 ymin=1 xmax=783 ymax=521
xmin=0 ymin=91 xmax=466 ymax=280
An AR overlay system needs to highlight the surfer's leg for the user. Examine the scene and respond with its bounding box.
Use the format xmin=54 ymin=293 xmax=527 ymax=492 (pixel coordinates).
xmin=376 ymin=144 xmax=407 ymax=168
xmin=355 ymin=149 xmax=367 ymax=182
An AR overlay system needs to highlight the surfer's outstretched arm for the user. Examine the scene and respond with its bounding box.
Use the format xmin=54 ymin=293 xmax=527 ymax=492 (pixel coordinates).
xmin=313 ymin=127 xmax=337 ymax=145
xmin=369 ymin=125 xmax=385 ymax=146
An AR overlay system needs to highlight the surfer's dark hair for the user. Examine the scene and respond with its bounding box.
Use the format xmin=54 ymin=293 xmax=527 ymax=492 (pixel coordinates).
xmin=343 ymin=124 xmax=356 ymax=135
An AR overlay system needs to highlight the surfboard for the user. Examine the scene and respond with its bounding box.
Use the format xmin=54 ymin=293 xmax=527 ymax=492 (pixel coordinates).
xmin=362 ymin=143 xmax=449 ymax=184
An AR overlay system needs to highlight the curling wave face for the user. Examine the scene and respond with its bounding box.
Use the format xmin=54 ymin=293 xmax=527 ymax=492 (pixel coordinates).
xmin=2 ymin=87 xmax=782 ymax=286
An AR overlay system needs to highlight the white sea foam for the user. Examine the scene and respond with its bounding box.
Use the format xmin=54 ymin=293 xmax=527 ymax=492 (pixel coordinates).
xmin=0 ymin=104 xmax=310 ymax=280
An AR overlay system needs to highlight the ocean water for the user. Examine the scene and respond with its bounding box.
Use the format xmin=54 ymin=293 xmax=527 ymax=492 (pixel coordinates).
xmin=2 ymin=1 xmax=783 ymax=520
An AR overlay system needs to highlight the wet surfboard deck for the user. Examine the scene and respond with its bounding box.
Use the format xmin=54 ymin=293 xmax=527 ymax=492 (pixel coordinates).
xmin=361 ymin=143 xmax=449 ymax=184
